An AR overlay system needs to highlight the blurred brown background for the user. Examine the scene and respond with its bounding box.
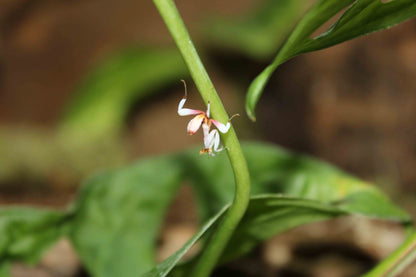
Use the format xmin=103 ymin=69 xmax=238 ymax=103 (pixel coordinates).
xmin=1 ymin=0 xmax=416 ymax=276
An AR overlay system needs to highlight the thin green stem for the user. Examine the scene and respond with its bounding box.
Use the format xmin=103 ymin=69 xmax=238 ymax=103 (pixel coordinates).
xmin=152 ymin=0 xmax=251 ymax=276
xmin=363 ymin=229 xmax=416 ymax=277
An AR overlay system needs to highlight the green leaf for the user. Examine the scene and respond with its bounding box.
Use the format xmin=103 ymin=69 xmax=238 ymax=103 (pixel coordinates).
xmin=68 ymin=156 xmax=184 ymax=276
xmin=0 ymin=208 xmax=66 ymax=276
xmin=143 ymin=195 xmax=343 ymax=277
xmin=143 ymin=193 xmax=409 ymax=277
xmin=0 ymin=144 xmax=410 ymax=276
xmin=187 ymin=143 xmax=410 ymax=222
xmin=66 ymin=142 xmax=410 ymax=277
xmin=246 ymin=0 xmax=416 ymax=120
xmin=183 ymin=142 xmax=411 ymax=265
xmin=220 ymin=195 xmax=346 ymax=264
xmin=143 ymin=142 xmax=410 ymax=276
xmin=203 ymin=1 xmax=313 ymax=60
xmin=60 ymin=47 xmax=188 ymax=137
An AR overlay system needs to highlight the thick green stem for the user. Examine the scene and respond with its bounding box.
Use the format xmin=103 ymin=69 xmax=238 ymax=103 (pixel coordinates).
xmin=363 ymin=229 xmax=416 ymax=277
xmin=152 ymin=0 xmax=251 ymax=276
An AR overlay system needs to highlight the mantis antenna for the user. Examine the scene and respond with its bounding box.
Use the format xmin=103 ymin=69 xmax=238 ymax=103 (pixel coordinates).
xmin=180 ymin=79 xmax=187 ymax=98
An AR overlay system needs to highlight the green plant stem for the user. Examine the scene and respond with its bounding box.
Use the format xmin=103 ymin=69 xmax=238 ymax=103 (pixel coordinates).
xmin=363 ymin=229 xmax=416 ymax=277
xmin=152 ymin=0 xmax=251 ymax=276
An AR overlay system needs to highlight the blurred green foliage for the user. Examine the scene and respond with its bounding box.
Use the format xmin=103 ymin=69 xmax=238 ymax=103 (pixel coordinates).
xmin=1 ymin=0 xmax=416 ymax=275
xmin=0 ymin=48 xmax=188 ymax=185
xmin=146 ymin=142 xmax=411 ymax=276
xmin=0 ymin=127 xmax=125 ymax=186
xmin=61 ymin=48 xmax=188 ymax=138
xmin=0 ymin=143 xmax=411 ymax=276
xmin=0 ymin=208 xmax=67 ymax=273
xmin=69 ymin=156 xmax=183 ymax=276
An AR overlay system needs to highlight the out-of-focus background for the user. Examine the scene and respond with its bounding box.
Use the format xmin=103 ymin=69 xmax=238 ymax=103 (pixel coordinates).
xmin=1 ymin=0 xmax=416 ymax=276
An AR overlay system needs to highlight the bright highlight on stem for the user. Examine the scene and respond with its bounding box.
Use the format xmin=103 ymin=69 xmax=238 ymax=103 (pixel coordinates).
xmin=152 ymin=0 xmax=251 ymax=276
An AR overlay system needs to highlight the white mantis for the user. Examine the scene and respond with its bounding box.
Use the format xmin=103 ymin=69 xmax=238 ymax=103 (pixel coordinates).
xmin=177 ymin=80 xmax=237 ymax=156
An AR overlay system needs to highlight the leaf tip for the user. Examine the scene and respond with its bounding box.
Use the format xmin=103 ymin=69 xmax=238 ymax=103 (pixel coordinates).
xmin=245 ymin=102 xmax=256 ymax=121
xmin=245 ymin=65 xmax=277 ymax=122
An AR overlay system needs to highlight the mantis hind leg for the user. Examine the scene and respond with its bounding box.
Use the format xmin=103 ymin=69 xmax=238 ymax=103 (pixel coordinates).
xmin=212 ymin=130 xmax=223 ymax=153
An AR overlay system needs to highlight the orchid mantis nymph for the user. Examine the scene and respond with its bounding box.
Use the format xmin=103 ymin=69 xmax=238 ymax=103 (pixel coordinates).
xmin=177 ymin=80 xmax=237 ymax=156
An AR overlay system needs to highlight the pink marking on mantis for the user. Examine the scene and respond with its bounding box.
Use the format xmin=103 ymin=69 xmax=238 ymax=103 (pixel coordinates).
xmin=177 ymin=80 xmax=239 ymax=155
xmin=211 ymin=119 xmax=230 ymax=134
xmin=187 ymin=113 xmax=205 ymax=135
xmin=178 ymin=80 xmax=209 ymax=135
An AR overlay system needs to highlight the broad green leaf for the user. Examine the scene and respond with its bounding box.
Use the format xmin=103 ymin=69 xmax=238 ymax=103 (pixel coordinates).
xmin=220 ymin=192 xmax=411 ymax=264
xmin=203 ymin=1 xmax=313 ymax=60
xmin=60 ymin=48 xmax=188 ymax=137
xmin=246 ymin=0 xmax=416 ymax=120
xmin=220 ymin=195 xmax=345 ymax=263
xmin=142 ymin=142 xmax=411 ymax=276
xmin=187 ymin=143 xmax=409 ymax=223
xmin=0 ymin=208 xmax=66 ymax=276
xmin=68 ymin=156 xmax=184 ymax=276
xmin=0 ymin=142 xmax=410 ymax=277
xmin=66 ymin=142 xmax=410 ymax=277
